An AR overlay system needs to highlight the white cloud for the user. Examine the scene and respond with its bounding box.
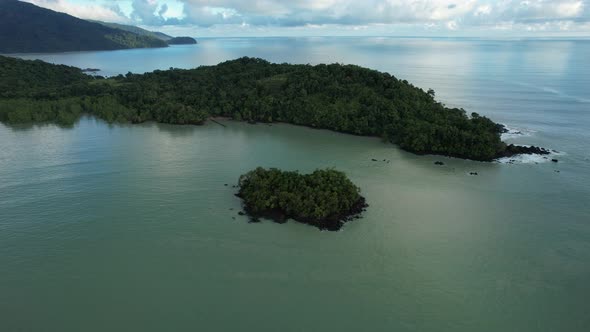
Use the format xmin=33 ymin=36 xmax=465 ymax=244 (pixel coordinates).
xmin=24 ymin=0 xmax=129 ymax=23
xmin=446 ymin=20 xmax=459 ymax=30
xmin=474 ymin=4 xmax=492 ymax=16
xmin=22 ymin=0 xmax=590 ymax=36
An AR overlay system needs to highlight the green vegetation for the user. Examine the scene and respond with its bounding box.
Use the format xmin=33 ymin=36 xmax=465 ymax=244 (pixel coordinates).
xmin=91 ymin=22 xmax=196 ymax=45
xmin=167 ymin=37 xmax=198 ymax=45
xmin=237 ymin=167 xmax=367 ymax=231
xmin=0 ymin=0 xmax=167 ymax=53
xmin=0 ymin=55 xmax=513 ymax=160
xmin=90 ymin=21 xmax=173 ymax=41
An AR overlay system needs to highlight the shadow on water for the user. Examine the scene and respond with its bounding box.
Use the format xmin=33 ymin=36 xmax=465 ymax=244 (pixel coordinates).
xmin=154 ymin=122 xmax=201 ymax=137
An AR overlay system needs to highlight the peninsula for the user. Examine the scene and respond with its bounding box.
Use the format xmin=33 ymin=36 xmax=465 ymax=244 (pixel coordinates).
xmin=0 ymin=55 xmax=546 ymax=161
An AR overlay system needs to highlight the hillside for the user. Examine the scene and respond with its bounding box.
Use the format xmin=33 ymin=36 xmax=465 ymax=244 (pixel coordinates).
xmin=0 ymin=0 xmax=168 ymax=53
xmin=91 ymin=21 xmax=173 ymax=41
xmin=168 ymin=37 xmax=198 ymax=45
xmin=93 ymin=21 xmax=197 ymax=45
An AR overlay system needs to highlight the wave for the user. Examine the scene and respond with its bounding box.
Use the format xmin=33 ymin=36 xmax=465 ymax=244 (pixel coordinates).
xmin=496 ymin=148 xmax=565 ymax=165
xmin=501 ymin=125 xmax=536 ymax=140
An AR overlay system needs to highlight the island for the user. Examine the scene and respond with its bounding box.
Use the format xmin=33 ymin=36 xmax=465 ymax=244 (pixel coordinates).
xmin=167 ymin=37 xmax=198 ymax=45
xmin=236 ymin=168 xmax=367 ymax=231
xmin=0 ymin=55 xmax=548 ymax=161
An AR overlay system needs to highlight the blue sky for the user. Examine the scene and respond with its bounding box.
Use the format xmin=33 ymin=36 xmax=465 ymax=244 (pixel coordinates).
xmin=24 ymin=0 xmax=590 ymax=37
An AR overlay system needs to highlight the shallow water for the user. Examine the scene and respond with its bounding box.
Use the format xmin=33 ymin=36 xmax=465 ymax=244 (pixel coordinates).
xmin=2 ymin=37 xmax=590 ymax=331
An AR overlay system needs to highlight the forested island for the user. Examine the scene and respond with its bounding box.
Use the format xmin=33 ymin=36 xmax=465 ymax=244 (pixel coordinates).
xmin=237 ymin=168 xmax=367 ymax=231
xmin=0 ymin=55 xmax=547 ymax=161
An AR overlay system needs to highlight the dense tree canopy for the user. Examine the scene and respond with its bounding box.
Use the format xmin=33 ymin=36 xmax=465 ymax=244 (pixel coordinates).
xmin=237 ymin=167 xmax=367 ymax=231
xmin=167 ymin=37 xmax=198 ymax=45
xmin=0 ymin=55 xmax=511 ymax=160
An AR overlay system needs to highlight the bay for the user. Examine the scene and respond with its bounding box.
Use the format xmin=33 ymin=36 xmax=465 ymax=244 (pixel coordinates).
xmin=1 ymin=37 xmax=589 ymax=331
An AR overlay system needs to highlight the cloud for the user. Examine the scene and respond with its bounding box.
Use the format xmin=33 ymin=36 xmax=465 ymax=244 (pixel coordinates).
xmin=131 ymin=0 xmax=170 ymax=25
xmin=175 ymin=0 xmax=587 ymax=26
xmin=23 ymin=0 xmax=590 ymax=35
xmin=24 ymin=0 xmax=128 ymax=23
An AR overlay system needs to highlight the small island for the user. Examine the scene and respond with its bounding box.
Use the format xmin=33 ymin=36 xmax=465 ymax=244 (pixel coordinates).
xmin=236 ymin=168 xmax=368 ymax=231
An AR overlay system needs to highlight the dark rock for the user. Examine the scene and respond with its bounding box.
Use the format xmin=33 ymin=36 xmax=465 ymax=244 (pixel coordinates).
xmin=470 ymin=172 xmax=479 ymax=176
xmin=238 ymin=211 xmax=245 ymax=216
xmin=371 ymin=158 xmax=378 ymax=162
xmin=434 ymin=161 xmax=445 ymax=166
xmin=496 ymin=144 xmax=550 ymax=159
xmin=552 ymin=159 xmax=559 ymax=163
xmin=224 ymin=184 xmax=228 ymax=186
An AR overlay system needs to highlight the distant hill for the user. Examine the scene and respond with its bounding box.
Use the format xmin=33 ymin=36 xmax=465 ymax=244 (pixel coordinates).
xmin=167 ymin=37 xmax=198 ymax=45
xmin=93 ymin=21 xmax=197 ymax=45
xmin=91 ymin=21 xmax=173 ymax=41
xmin=0 ymin=0 xmax=168 ymax=53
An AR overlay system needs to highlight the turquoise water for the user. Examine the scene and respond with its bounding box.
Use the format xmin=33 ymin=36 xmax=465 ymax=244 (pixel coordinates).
xmin=2 ymin=38 xmax=590 ymax=331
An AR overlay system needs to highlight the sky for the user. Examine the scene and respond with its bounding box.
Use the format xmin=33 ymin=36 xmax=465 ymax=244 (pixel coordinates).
xmin=23 ymin=0 xmax=590 ymax=37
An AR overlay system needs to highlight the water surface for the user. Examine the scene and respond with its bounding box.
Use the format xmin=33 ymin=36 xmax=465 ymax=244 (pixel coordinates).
xmin=2 ymin=37 xmax=590 ymax=331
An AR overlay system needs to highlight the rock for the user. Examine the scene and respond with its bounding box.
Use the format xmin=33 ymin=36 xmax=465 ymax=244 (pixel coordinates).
xmin=434 ymin=161 xmax=445 ymax=166
xmin=470 ymin=172 xmax=479 ymax=176
xmin=371 ymin=158 xmax=378 ymax=162
xmin=497 ymin=144 xmax=551 ymax=158
xmin=552 ymin=159 xmax=559 ymax=163
xmin=224 ymin=184 xmax=228 ymax=186
xmin=554 ymin=170 xmax=561 ymax=173
xmin=238 ymin=211 xmax=245 ymax=216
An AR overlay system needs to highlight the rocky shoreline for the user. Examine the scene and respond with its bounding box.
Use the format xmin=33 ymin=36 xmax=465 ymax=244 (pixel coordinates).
xmin=494 ymin=144 xmax=551 ymax=159
xmin=236 ymin=193 xmax=368 ymax=231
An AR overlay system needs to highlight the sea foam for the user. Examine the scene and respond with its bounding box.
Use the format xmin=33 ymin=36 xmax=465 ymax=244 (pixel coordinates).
xmin=501 ymin=125 xmax=536 ymax=140
xmin=496 ymin=148 xmax=565 ymax=165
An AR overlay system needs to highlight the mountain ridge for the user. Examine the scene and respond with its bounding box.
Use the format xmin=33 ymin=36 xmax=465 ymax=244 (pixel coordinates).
xmin=0 ymin=0 xmax=169 ymax=53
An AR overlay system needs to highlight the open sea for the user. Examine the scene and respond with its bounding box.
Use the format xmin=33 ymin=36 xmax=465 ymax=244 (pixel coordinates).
xmin=1 ymin=37 xmax=589 ymax=331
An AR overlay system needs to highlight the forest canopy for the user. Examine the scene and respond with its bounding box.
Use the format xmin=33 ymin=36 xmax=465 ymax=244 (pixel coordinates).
xmin=236 ymin=167 xmax=367 ymax=231
xmin=0 ymin=55 xmax=511 ymax=161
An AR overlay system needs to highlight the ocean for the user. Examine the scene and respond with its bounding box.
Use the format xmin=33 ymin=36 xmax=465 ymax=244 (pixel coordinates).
xmin=1 ymin=37 xmax=589 ymax=331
